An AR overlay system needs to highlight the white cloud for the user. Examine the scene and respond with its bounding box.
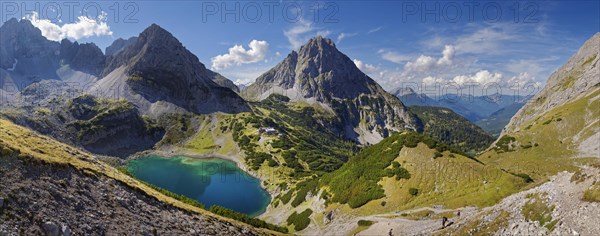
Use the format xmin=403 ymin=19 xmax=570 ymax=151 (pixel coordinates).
xmin=404 ymin=45 xmax=455 ymax=72
xmin=24 ymin=11 xmax=112 ymax=41
xmin=367 ymin=26 xmax=383 ymax=34
xmin=507 ymin=72 xmax=541 ymax=88
xmin=505 ymin=59 xmax=545 ymax=78
xmin=417 ymin=70 xmax=503 ymax=89
xmin=454 ymin=25 xmax=516 ymax=55
xmin=405 ymin=55 xmax=437 ymax=72
xmin=317 ymin=30 xmax=331 ymax=38
xmin=379 ymin=50 xmax=410 ymax=64
xmin=452 ymin=70 xmax=503 ymax=86
xmin=337 ymin=32 xmax=357 ymax=44
xmin=422 ymin=76 xmax=447 ymax=86
xmin=284 ymin=20 xmax=312 ymax=49
xmin=211 ymin=40 xmax=269 ymax=70
xmin=284 ymin=18 xmax=332 ymax=49
xmin=376 ymin=22 xmax=574 ymax=93
xmin=421 ymin=36 xmax=445 ymax=49
xmin=438 ymin=45 xmax=455 ymax=65
xmin=353 ymin=59 xmax=379 ymax=75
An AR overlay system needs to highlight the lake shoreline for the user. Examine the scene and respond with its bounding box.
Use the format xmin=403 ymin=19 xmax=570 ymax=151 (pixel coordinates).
xmin=129 ymin=150 xmax=273 ymax=217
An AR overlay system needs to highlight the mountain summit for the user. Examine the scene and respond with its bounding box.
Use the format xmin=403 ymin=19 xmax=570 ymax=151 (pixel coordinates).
xmin=245 ymin=36 xmax=419 ymax=144
xmin=247 ymin=36 xmax=381 ymax=101
xmin=93 ymin=23 xmax=250 ymax=115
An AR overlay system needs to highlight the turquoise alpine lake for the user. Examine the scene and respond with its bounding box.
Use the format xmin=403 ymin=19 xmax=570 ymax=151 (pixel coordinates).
xmin=127 ymin=156 xmax=271 ymax=217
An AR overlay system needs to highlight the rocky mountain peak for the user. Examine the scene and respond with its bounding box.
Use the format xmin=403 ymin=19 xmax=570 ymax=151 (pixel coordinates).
xmin=1 ymin=19 xmax=40 ymax=36
xmin=105 ymin=37 xmax=138 ymax=56
xmin=245 ymin=36 xmax=419 ymax=144
xmin=3 ymin=17 xmax=18 ymax=25
xmin=0 ymin=18 xmax=61 ymax=79
xmin=295 ymin=36 xmax=358 ymax=81
xmin=138 ymin=23 xmax=180 ymax=47
xmin=103 ymin=23 xmax=204 ymax=75
xmin=392 ymin=87 xmax=417 ymax=97
xmin=301 ymin=35 xmax=336 ymax=51
xmin=97 ymin=23 xmax=250 ymax=115
xmin=61 ymin=41 xmax=105 ymax=76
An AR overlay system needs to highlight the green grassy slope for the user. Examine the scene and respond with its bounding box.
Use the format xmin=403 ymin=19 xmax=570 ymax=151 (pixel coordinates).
xmin=480 ymin=87 xmax=600 ymax=181
xmin=316 ymin=133 xmax=526 ymax=216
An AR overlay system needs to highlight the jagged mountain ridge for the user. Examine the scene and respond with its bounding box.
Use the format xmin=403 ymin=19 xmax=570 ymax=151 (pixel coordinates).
xmin=91 ymin=23 xmax=249 ymax=115
xmin=0 ymin=18 xmax=63 ymax=86
xmin=0 ymin=19 xmax=243 ymax=114
xmin=245 ymin=36 xmax=419 ymax=144
xmin=0 ymin=18 xmax=247 ymax=157
xmin=105 ymin=36 xmax=138 ymax=56
xmin=392 ymin=87 xmax=529 ymax=122
xmin=60 ymin=39 xmax=106 ymax=76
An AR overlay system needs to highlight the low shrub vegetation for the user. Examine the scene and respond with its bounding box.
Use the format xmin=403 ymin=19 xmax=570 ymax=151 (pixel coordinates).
xmin=321 ymin=132 xmax=467 ymax=208
xmin=209 ymin=206 xmax=288 ymax=233
xmin=522 ymin=193 xmax=557 ymax=231
xmin=357 ymin=220 xmax=374 ymax=226
xmin=286 ymin=208 xmax=313 ymax=231
xmin=583 ymin=183 xmax=600 ymax=202
xmin=495 ymin=135 xmax=516 ymax=153
xmin=409 ymin=188 xmax=419 ymax=196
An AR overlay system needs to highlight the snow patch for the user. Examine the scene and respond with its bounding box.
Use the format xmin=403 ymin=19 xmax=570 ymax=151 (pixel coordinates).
xmin=7 ymin=59 xmax=18 ymax=71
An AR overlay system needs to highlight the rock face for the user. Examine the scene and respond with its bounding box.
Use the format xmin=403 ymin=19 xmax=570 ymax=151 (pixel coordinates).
xmin=0 ymin=18 xmax=61 ymax=85
xmin=209 ymin=70 xmax=240 ymax=92
xmin=0 ymin=18 xmax=105 ymax=91
xmin=503 ymin=32 xmax=600 ymax=134
xmin=1 ymin=18 xmax=246 ymax=117
xmin=60 ymin=40 xmax=106 ymax=76
xmin=4 ymin=87 xmax=165 ymax=157
xmin=94 ymin=24 xmax=250 ymax=116
xmin=245 ymin=36 xmax=419 ymax=144
xmin=105 ymin=37 xmax=138 ymax=56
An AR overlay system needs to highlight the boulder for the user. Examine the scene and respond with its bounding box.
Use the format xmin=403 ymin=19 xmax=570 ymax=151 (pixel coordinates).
xmin=42 ymin=221 xmax=60 ymax=236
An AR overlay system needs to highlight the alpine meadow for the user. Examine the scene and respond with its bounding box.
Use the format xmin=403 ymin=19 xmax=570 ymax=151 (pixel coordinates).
xmin=0 ymin=1 xmax=599 ymax=235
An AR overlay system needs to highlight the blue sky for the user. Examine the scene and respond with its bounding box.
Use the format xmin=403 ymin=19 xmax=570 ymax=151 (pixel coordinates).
xmin=1 ymin=1 xmax=599 ymax=95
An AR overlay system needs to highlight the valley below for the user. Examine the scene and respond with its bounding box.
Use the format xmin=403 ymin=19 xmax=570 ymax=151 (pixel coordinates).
xmin=0 ymin=13 xmax=599 ymax=236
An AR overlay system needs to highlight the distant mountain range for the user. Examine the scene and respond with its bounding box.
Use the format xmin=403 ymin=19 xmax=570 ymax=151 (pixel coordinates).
xmin=392 ymin=87 xmax=531 ymax=135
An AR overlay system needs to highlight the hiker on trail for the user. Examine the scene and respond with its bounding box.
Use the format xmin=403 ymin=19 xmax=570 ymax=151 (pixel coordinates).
xmin=442 ymin=216 xmax=448 ymax=227
xmin=457 ymin=210 xmax=461 ymax=217
xmin=388 ymin=228 xmax=393 ymax=236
